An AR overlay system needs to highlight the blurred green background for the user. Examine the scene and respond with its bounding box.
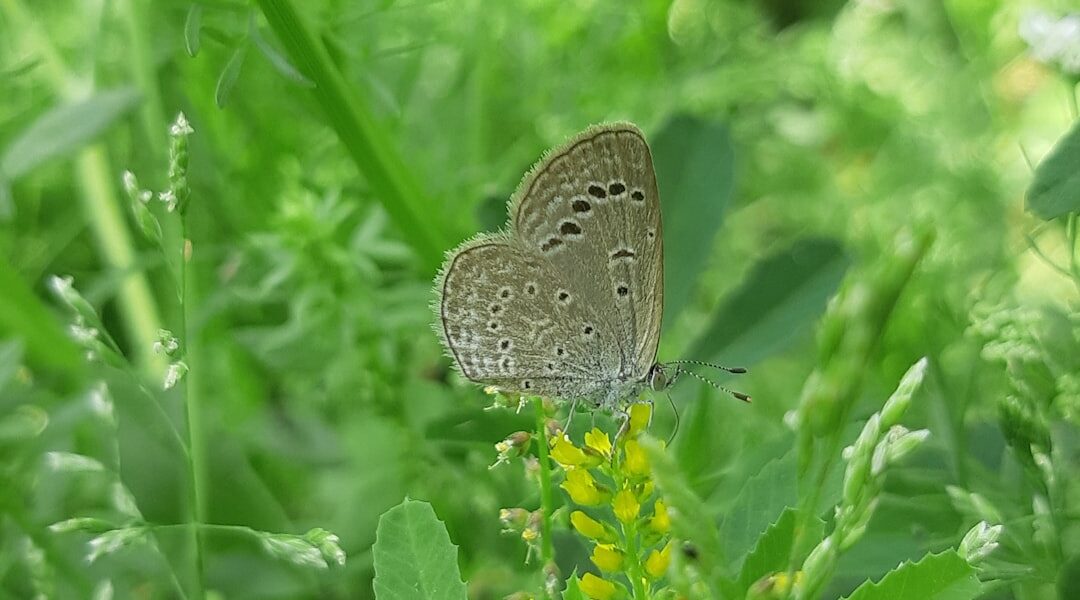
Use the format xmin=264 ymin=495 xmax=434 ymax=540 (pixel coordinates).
xmin=1 ymin=0 xmax=1079 ymax=599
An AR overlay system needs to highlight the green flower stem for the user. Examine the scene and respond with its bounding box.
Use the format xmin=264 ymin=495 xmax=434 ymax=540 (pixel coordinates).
xmin=622 ymin=520 xmax=648 ymax=600
xmin=254 ymin=0 xmax=453 ymax=274
xmin=179 ymin=220 xmax=208 ymax=600
xmin=533 ymin=397 xmax=556 ymax=566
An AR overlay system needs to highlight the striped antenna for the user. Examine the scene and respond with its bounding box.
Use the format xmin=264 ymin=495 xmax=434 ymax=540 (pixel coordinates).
xmin=667 ymin=360 xmax=747 ymax=374
xmin=671 ymin=367 xmax=752 ymax=403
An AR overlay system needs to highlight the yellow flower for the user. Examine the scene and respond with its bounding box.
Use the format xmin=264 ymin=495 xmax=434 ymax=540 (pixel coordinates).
xmin=551 ymin=436 xmax=589 ymax=467
xmin=648 ymin=500 xmax=671 ymax=534
xmin=580 ymin=573 xmax=618 ymax=600
xmin=584 ymin=428 xmax=612 ymax=457
xmin=644 ymin=541 xmax=673 ymax=578
xmin=627 ymin=403 xmax=651 ymax=436
xmin=562 ymin=469 xmax=606 ymax=506
xmin=590 ymin=543 xmax=624 ymax=572
xmin=623 ymin=439 xmax=649 ymax=477
xmin=613 ymin=488 xmax=640 ymax=523
xmin=571 ymin=511 xmax=613 ymax=542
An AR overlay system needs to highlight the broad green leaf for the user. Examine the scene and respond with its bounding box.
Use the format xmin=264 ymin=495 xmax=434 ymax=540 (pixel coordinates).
xmin=652 ymin=114 xmax=735 ymax=327
xmin=689 ymin=237 xmax=848 ymax=365
xmin=719 ymin=452 xmax=798 ymax=569
xmin=640 ymin=436 xmax=731 ymax=592
xmin=216 ymin=45 xmax=248 ymax=108
xmin=373 ymin=498 xmax=467 ymax=600
xmin=1026 ymin=121 xmax=1080 ymax=219
xmin=736 ymin=508 xmax=824 ymax=596
xmin=0 ymin=88 xmax=141 ymax=178
xmin=841 ymin=550 xmax=983 ymax=600
xmin=184 ymin=4 xmax=202 ymax=57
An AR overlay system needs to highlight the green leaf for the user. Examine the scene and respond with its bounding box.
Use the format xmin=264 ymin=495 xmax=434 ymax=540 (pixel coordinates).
xmin=736 ymin=508 xmax=824 ymax=596
xmin=184 ymin=4 xmax=202 ymax=57
xmin=652 ymin=114 xmax=735 ymax=327
xmin=719 ymin=452 xmax=798 ymax=570
xmin=841 ymin=550 xmax=983 ymax=600
xmin=0 ymin=88 xmax=141 ymax=178
xmin=216 ymin=45 xmax=248 ymax=108
xmin=373 ymin=498 xmax=467 ymax=600
xmin=689 ymin=237 xmax=848 ymax=365
xmin=562 ymin=574 xmax=586 ymax=600
xmin=1026 ymin=121 xmax=1080 ymax=219
xmin=640 ymin=436 xmax=731 ymax=592
xmin=251 ymin=25 xmax=314 ymax=88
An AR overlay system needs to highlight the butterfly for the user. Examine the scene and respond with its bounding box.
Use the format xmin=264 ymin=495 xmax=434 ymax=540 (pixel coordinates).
xmin=435 ymin=122 xmax=747 ymax=411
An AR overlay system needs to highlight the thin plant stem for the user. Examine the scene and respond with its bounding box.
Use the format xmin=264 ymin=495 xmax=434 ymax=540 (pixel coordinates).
xmin=1067 ymin=78 xmax=1079 ymax=121
xmin=533 ymin=397 xmax=555 ymax=566
xmin=179 ymin=221 xmax=207 ymax=600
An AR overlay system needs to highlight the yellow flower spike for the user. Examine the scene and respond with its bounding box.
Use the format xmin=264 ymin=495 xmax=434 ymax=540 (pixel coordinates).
xmin=640 ymin=480 xmax=655 ymax=500
xmin=580 ymin=573 xmax=618 ymax=600
xmin=591 ymin=543 xmax=625 ymax=572
xmin=613 ymin=488 xmax=640 ymax=523
xmin=584 ymin=428 xmax=612 ymax=458
xmin=644 ymin=541 xmax=673 ymax=578
xmin=550 ymin=435 xmax=589 ymax=467
xmin=571 ymin=511 xmax=615 ymax=542
xmin=648 ymin=499 xmax=671 ymax=534
xmin=562 ymin=469 xmax=607 ymax=506
xmin=623 ymin=439 xmax=650 ymax=477
xmin=627 ymin=403 xmax=651 ymax=437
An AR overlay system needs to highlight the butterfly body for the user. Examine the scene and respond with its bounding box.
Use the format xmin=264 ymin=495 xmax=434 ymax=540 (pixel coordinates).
xmin=436 ymin=123 xmax=664 ymax=411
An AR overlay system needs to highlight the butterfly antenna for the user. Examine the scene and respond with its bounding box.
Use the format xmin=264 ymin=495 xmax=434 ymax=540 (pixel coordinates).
xmin=674 ymin=367 xmax=752 ymax=403
xmin=668 ymin=360 xmax=748 ymax=374
xmin=665 ymin=392 xmax=680 ymax=445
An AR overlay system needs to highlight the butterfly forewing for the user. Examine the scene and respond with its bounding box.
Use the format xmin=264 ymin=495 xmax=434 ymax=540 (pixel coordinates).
xmin=437 ymin=123 xmax=663 ymax=402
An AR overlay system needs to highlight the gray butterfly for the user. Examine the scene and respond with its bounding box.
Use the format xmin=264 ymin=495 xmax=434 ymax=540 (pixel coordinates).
xmin=435 ymin=122 xmax=745 ymax=411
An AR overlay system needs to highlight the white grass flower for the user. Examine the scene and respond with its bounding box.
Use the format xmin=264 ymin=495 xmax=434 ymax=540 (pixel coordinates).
xmin=163 ymin=361 xmax=188 ymax=390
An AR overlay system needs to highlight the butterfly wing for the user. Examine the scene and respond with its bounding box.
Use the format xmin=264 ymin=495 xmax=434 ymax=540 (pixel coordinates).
xmin=510 ymin=123 xmax=663 ymax=381
xmin=436 ymin=123 xmax=663 ymax=401
xmin=436 ymin=235 xmax=620 ymax=399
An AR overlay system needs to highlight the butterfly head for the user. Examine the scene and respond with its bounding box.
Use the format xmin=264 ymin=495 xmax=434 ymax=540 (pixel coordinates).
xmin=646 ymin=363 xmax=672 ymax=392
xmin=651 ymin=361 xmax=752 ymax=402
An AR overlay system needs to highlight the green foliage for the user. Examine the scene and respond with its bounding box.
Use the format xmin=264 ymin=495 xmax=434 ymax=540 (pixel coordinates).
xmin=1026 ymin=121 xmax=1080 ymax=220
xmin=653 ymin=115 xmax=736 ymax=327
xmin=0 ymin=88 xmax=140 ymax=179
xmin=372 ymin=499 xmax=467 ymax=600
xmin=841 ymin=550 xmax=983 ymax=600
xmin=689 ymin=238 xmax=849 ymax=365
xmin=1 ymin=0 xmax=1078 ymax=599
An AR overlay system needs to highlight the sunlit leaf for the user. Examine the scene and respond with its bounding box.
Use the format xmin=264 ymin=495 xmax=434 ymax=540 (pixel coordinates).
xmin=841 ymin=550 xmax=983 ymax=600
xmin=373 ymin=498 xmax=467 ymax=600
xmin=1026 ymin=121 xmax=1080 ymax=220
xmin=0 ymin=88 xmax=140 ymax=178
